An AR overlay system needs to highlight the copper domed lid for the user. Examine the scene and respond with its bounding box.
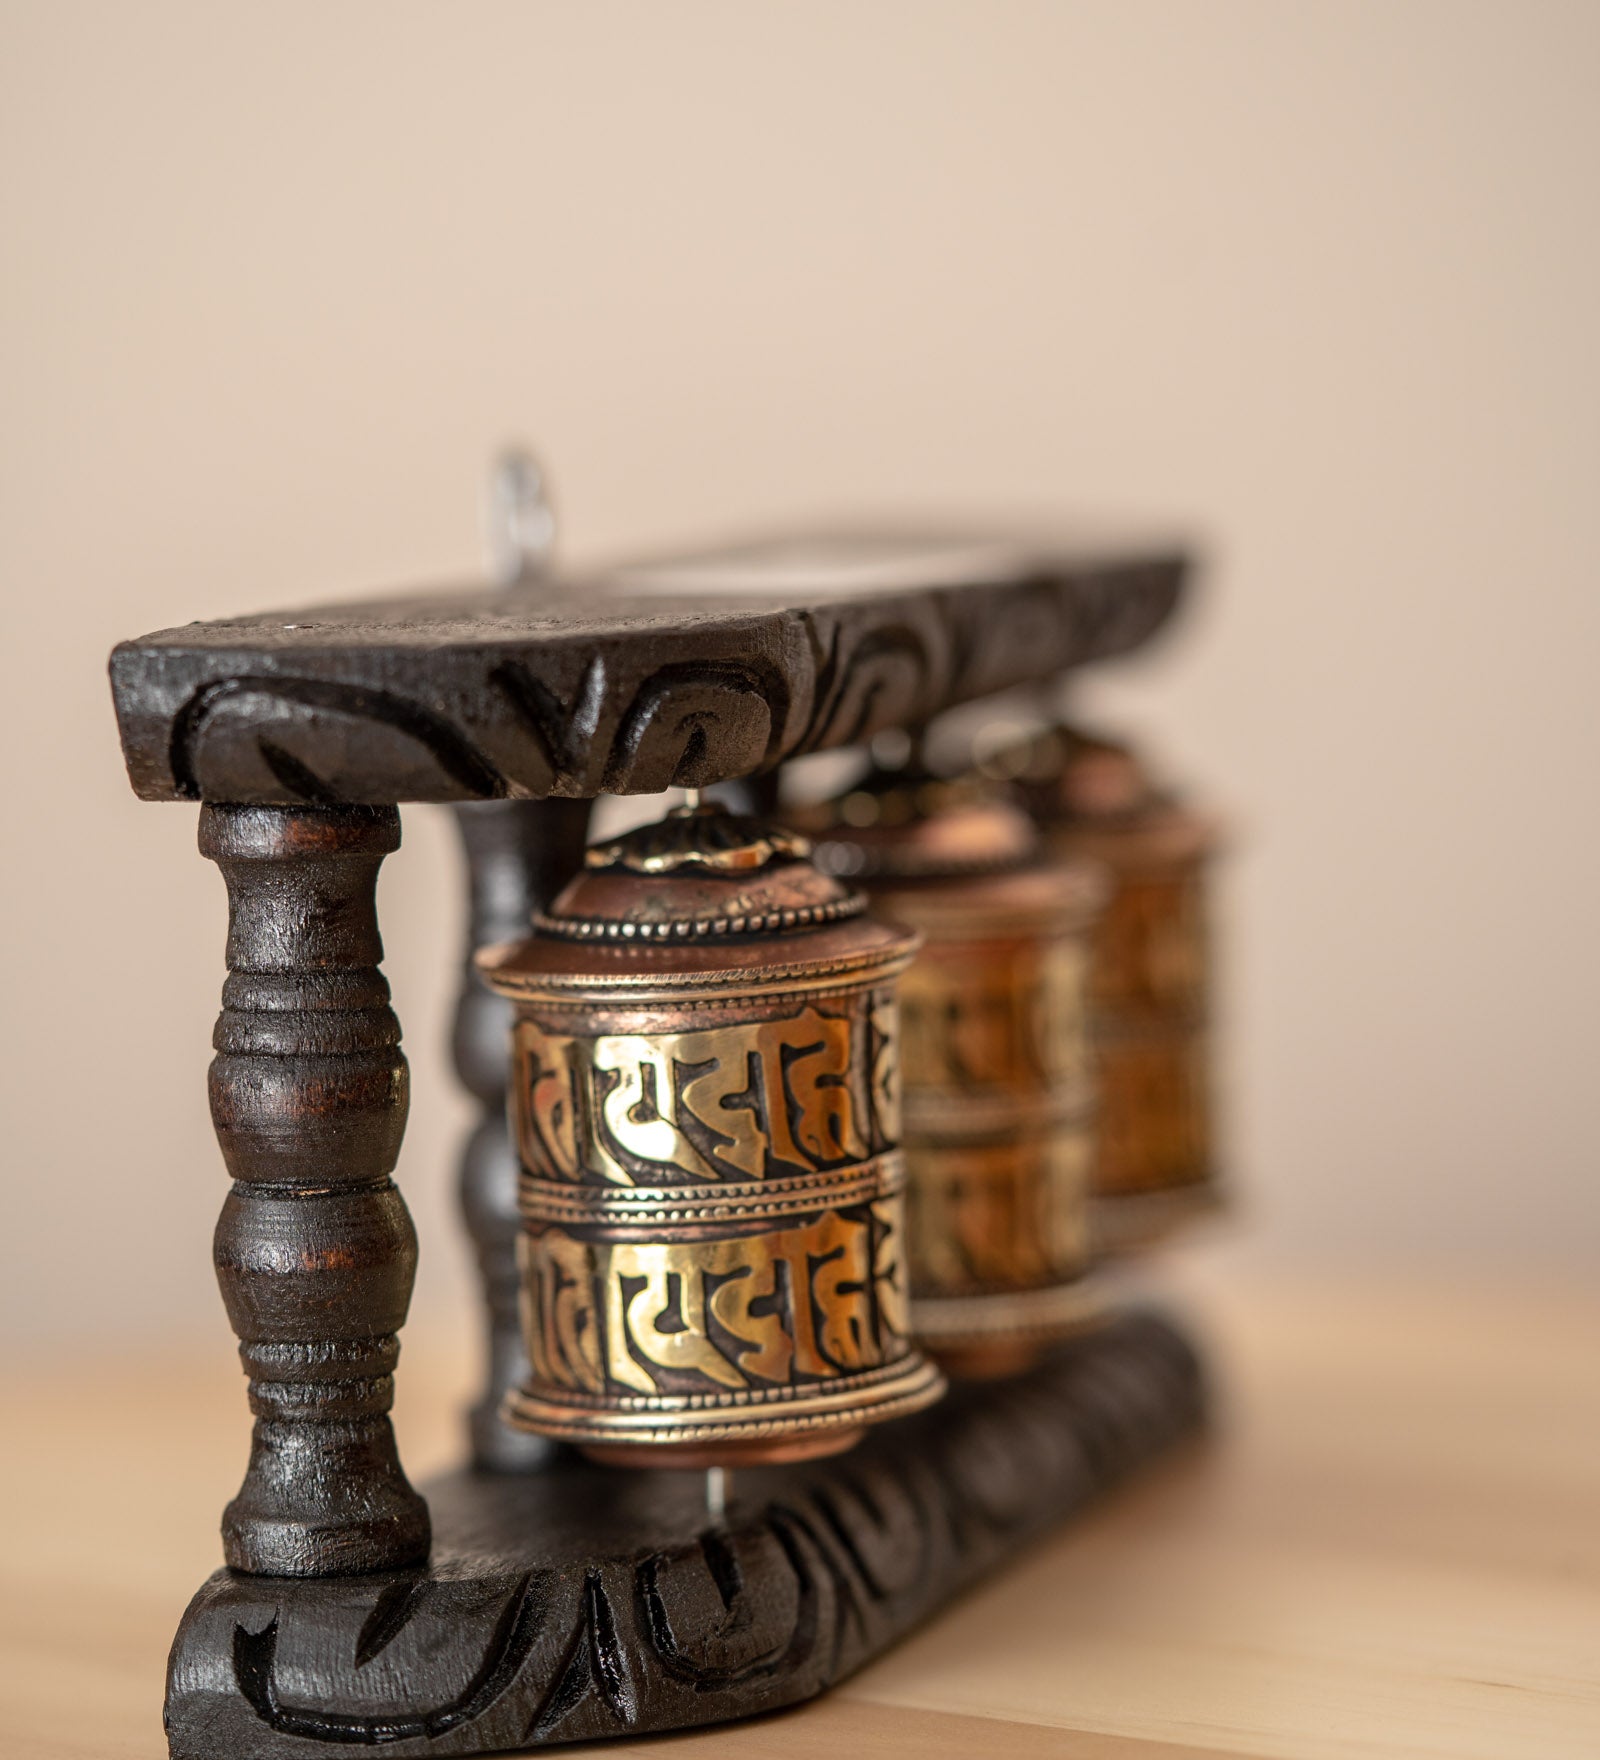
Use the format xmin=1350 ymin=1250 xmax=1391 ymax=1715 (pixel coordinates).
xmin=993 ymin=724 xmax=1157 ymax=823
xmin=536 ymin=804 xmax=865 ymax=942
xmin=789 ymin=766 xmax=1038 ymax=882
xmin=477 ymin=803 xmax=916 ymax=999
xmin=983 ymin=722 xmax=1218 ymax=866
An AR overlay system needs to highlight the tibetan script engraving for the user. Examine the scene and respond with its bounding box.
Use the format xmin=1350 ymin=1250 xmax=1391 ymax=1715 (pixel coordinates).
xmin=897 ymin=937 xmax=1090 ymax=1101
xmin=513 ymin=997 xmax=899 ymax=1186
xmin=906 ymin=1128 xmax=1092 ymax=1297
xmin=519 ymin=1203 xmax=912 ymax=1396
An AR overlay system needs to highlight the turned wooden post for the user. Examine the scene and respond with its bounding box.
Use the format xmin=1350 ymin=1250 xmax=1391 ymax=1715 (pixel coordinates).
xmin=201 ymin=803 xmax=430 ymax=1576
xmin=451 ymin=797 xmax=591 ymax=1470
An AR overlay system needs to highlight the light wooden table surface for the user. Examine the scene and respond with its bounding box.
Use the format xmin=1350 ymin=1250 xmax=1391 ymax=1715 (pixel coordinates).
xmin=4 ymin=1269 xmax=1596 ymax=1759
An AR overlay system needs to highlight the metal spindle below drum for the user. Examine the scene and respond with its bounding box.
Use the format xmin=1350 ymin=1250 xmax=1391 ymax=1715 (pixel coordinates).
xmin=477 ymin=803 xmax=945 ymax=1467
xmin=792 ymin=770 xmax=1107 ymax=1378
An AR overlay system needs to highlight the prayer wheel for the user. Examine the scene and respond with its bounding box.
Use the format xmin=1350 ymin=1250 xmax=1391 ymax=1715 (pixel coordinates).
xmin=477 ymin=802 xmax=945 ymax=1466
xmin=792 ymin=769 xmax=1107 ymax=1377
xmin=1002 ymin=724 xmax=1222 ymax=1254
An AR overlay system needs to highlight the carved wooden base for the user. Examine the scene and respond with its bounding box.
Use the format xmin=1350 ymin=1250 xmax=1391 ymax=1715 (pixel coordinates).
xmin=165 ymin=1310 xmax=1202 ymax=1758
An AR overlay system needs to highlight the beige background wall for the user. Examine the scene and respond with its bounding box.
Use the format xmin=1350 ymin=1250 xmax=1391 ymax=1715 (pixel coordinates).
xmin=3 ymin=0 xmax=1596 ymax=1346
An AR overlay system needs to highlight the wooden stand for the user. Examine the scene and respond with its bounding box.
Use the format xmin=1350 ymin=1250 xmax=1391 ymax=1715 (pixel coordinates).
xmin=108 ymin=529 xmax=1202 ymax=1757
xmin=166 ymin=1312 xmax=1201 ymax=1758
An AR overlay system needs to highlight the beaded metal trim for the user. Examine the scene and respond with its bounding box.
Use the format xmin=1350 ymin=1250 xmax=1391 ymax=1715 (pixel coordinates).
xmin=532 ymin=889 xmax=867 ymax=942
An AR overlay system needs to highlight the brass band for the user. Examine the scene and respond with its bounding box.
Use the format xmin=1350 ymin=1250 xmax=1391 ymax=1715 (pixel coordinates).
xmin=505 ymin=1196 xmax=944 ymax=1450
xmin=517 ymin=1151 xmax=904 ymax=1230
xmin=896 ymin=913 xmax=1095 ymax=1137
xmin=509 ymin=997 xmax=902 ymax=1187
xmin=1093 ymin=1023 xmax=1211 ymax=1197
xmin=498 ymin=985 xmax=937 ymax=1456
xmin=904 ymin=1128 xmax=1092 ymax=1298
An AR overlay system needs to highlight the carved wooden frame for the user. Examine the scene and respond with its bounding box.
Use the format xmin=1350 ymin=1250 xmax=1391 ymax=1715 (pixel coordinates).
xmin=108 ymin=530 xmax=1203 ymax=1758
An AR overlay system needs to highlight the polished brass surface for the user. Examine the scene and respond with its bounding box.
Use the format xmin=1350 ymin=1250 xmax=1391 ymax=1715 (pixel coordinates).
xmin=506 ymin=1195 xmax=944 ymax=1458
xmin=894 ymin=882 xmax=1097 ymax=1135
xmin=904 ymin=1131 xmax=1091 ymax=1297
xmin=791 ymin=771 xmax=1107 ymax=1373
xmin=478 ymin=804 xmax=944 ymax=1464
xmin=509 ymin=1003 xmax=899 ymax=1184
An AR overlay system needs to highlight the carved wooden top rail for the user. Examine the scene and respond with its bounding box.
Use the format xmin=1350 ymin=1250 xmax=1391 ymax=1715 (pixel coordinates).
xmin=109 ymin=529 xmax=1189 ymax=806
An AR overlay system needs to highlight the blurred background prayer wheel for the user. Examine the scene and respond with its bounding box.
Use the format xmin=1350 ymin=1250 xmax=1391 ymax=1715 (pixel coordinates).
xmin=477 ymin=802 xmax=944 ymax=1467
xmin=994 ymin=722 xmax=1223 ymax=1255
xmin=791 ymin=764 xmax=1107 ymax=1378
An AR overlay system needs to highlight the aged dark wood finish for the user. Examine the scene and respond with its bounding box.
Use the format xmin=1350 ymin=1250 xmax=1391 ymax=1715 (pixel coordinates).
xmin=109 ymin=534 xmax=1187 ymax=805
xmin=164 ymin=1309 xmax=1203 ymax=1759
xmin=451 ymin=798 xmax=593 ymax=1471
xmin=202 ymin=803 xmax=430 ymax=1575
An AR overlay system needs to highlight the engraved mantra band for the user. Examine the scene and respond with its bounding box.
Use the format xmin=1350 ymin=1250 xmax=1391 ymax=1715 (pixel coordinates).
xmin=481 ymin=803 xmax=943 ymax=1460
xmin=518 ymin=1199 xmax=911 ymax=1400
xmin=511 ymin=999 xmax=900 ymax=1188
xmin=503 ymin=987 xmax=934 ymax=1440
xmin=1044 ymin=826 xmax=1220 ymax=1254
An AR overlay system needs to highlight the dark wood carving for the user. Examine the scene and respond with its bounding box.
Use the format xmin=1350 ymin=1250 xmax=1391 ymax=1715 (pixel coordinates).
xmin=109 ymin=535 xmax=1187 ymax=805
xmin=450 ymin=798 xmax=593 ymax=1470
xmin=202 ymin=803 xmax=430 ymax=1575
xmin=165 ymin=1309 xmax=1203 ymax=1758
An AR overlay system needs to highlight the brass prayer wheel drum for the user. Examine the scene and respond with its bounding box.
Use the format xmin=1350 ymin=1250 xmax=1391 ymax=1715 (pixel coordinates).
xmin=477 ymin=804 xmax=944 ymax=1467
xmin=999 ymin=724 xmax=1221 ymax=1254
xmin=792 ymin=772 xmax=1107 ymax=1378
